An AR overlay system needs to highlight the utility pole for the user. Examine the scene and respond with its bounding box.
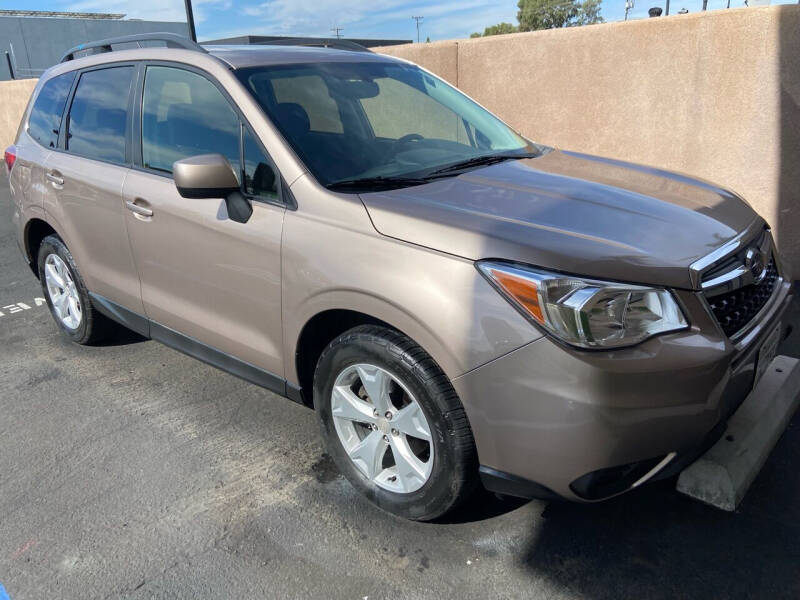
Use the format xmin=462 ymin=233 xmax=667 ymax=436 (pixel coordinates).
xmin=412 ymin=16 xmax=424 ymax=43
xmin=624 ymin=0 xmax=634 ymax=20
xmin=702 ymin=0 xmax=708 ymax=9
xmin=331 ymin=26 xmax=343 ymax=39
xmin=666 ymin=0 xmax=670 ymax=15
xmin=184 ymin=0 xmax=197 ymax=42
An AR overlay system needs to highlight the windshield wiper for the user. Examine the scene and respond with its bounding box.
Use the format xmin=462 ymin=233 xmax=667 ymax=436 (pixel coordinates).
xmin=327 ymin=175 xmax=440 ymax=192
xmin=429 ymin=152 xmax=539 ymax=175
xmin=327 ymin=151 xmax=541 ymax=191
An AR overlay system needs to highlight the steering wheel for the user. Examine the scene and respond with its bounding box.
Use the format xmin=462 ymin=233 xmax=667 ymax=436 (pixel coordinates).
xmin=391 ymin=133 xmax=425 ymax=155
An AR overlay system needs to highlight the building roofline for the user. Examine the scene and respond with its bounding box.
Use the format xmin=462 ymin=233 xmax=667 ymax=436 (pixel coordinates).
xmin=202 ymin=35 xmax=412 ymax=48
xmin=0 ymin=10 xmax=126 ymax=20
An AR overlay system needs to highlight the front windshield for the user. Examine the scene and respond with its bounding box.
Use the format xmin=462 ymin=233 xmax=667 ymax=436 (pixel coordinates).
xmin=235 ymin=61 xmax=538 ymax=187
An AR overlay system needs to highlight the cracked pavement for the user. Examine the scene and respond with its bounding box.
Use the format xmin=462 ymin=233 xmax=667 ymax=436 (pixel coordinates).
xmin=1 ymin=172 xmax=800 ymax=599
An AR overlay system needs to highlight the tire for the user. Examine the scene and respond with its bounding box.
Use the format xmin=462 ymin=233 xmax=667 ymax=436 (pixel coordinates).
xmin=314 ymin=325 xmax=478 ymax=521
xmin=37 ymin=234 xmax=115 ymax=345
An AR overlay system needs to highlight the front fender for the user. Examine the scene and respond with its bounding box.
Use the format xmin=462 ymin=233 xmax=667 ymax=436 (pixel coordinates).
xmin=281 ymin=226 xmax=540 ymax=387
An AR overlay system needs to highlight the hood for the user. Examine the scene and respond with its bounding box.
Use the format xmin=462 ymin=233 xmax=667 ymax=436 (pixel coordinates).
xmin=359 ymin=150 xmax=760 ymax=289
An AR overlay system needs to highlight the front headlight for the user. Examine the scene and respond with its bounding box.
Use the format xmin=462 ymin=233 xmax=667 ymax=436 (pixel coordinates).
xmin=477 ymin=261 xmax=688 ymax=349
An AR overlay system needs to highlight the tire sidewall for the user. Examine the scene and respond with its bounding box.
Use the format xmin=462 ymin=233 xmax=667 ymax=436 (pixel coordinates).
xmin=37 ymin=236 xmax=92 ymax=344
xmin=315 ymin=332 xmax=462 ymax=520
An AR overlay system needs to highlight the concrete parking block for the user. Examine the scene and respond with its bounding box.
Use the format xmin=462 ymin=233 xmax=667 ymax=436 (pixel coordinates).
xmin=677 ymin=355 xmax=800 ymax=511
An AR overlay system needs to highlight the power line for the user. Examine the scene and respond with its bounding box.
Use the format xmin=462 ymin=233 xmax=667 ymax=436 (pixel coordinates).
xmin=331 ymin=26 xmax=343 ymax=39
xmin=412 ymin=16 xmax=424 ymax=43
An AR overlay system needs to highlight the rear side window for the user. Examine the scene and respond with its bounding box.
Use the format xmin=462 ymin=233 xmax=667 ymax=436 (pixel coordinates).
xmin=28 ymin=72 xmax=75 ymax=148
xmin=141 ymin=66 xmax=239 ymax=174
xmin=66 ymin=66 xmax=134 ymax=164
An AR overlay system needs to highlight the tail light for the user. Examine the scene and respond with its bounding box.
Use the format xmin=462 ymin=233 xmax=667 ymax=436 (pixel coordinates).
xmin=4 ymin=145 xmax=16 ymax=173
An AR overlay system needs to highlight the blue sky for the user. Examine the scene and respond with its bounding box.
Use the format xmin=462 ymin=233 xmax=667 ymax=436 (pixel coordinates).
xmin=12 ymin=0 xmax=796 ymax=41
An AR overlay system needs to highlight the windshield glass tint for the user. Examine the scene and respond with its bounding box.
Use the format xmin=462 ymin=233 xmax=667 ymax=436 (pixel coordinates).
xmin=236 ymin=61 xmax=534 ymax=186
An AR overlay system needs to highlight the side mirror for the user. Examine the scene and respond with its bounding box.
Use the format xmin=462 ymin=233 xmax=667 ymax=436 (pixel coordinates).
xmin=173 ymin=153 xmax=252 ymax=224
xmin=173 ymin=153 xmax=240 ymax=199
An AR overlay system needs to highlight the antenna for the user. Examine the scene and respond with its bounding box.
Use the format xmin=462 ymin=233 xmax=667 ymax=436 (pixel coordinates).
xmin=412 ymin=16 xmax=424 ymax=43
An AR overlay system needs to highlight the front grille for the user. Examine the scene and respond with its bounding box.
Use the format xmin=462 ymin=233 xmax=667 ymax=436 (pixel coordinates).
xmin=706 ymin=257 xmax=778 ymax=337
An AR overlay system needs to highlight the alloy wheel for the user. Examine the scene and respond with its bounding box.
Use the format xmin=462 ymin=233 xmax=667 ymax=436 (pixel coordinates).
xmin=44 ymin=253 xmax=82 ymax=330
xmin=331 ymin=363 xmax=434 ymax=493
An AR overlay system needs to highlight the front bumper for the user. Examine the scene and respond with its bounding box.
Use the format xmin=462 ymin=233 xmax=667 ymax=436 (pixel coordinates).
xmin=452 ymin=279 xmax=793 ymax=502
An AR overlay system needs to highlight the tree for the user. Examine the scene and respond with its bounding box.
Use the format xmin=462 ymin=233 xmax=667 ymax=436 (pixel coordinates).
xmin=518 ymin=0 xmax=578 ymax=30
xmin=573 ymin=0 xmax=604 ymax=26
xmin=517 ymin=0 xmax=604 ymax=31
xmin=472 ymin=0 xmax=603 ymax=38
xmin=470 ymin=22 xmax=519 ymax=37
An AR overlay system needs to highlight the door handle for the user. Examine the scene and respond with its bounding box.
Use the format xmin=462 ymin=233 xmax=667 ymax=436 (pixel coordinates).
xmin=125 ymin=200 xmax=153 ymax=217
xmin=46 ymin=172 xmax=64 ymax=186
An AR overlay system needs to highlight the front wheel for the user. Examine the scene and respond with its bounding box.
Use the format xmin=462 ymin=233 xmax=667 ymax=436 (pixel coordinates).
xmin=314 ymin=325 xmax=477 ymax=521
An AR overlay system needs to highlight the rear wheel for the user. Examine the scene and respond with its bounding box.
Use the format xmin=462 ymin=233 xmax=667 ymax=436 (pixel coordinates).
xmin=314 ymin=325 xmax=477 ymax=521
xmin=38 ymin=235 xmax=115 ymax=345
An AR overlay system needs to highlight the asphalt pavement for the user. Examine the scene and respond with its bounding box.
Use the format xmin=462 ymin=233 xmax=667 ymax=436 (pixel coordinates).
xmin=1 ymin=171 xmax=799 ymax=599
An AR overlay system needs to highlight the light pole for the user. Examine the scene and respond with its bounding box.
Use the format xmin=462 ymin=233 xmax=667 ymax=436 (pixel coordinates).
xmin=4 ymin=51 xmax=14 ymax=80
xmin=184 ymin=0 xmax=197 ymax=42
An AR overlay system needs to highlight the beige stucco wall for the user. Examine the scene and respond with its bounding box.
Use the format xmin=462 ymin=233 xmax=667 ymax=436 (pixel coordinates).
xmin=2 ymin=8 xmax=797 ymax=267
xmin=377 ymin=5 xmax=800 ymax=270
xmin=0 ymin=78 xmax=37 ymax=153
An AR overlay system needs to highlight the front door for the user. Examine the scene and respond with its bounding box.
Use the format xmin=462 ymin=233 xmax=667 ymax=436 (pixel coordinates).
xmin=122 ymin=65 xmax=285 ymax=378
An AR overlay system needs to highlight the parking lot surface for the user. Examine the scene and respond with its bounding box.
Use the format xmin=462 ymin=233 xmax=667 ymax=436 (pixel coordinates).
xmin=1 ymin=172 xmax=799 ymax=599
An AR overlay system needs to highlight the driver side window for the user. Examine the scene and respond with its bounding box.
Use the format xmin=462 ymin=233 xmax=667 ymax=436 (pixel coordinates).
xmin=142 ymin=66 xmax=240 ymax=175
xmin=360 ymin=77 xmax=470 ymax=145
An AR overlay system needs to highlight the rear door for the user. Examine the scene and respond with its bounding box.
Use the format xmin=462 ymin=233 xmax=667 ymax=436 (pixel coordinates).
xmin=122 ymin=64 xmax=286 ymax=378
xmin=9 ymin=72 xmax=74 ymax=252
xmin=42 ymin=64 xmax=145 ymax=318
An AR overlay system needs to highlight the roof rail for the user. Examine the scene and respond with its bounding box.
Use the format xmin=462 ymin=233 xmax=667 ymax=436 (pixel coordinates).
xmin=60 ymin=32 xmax=206 ymax=63
xmin=258 ymin=39 xmax=373 ymax=53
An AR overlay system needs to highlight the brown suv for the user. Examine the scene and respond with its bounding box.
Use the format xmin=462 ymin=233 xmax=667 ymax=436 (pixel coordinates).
xmin=5 ymin=34 xmax=792 ymax=520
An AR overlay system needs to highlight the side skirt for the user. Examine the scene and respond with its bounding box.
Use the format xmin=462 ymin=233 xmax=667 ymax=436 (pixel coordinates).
xmin=89 ymin=292 xmax=305 ymax=406
xmin=90 ymin=292 xmax=150 ymax=337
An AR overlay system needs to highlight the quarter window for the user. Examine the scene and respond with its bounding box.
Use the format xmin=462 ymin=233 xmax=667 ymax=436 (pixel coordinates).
xmin=28 ymin=72 xmax=75 ymax=149
xmin=142 ymin=66 xmax=239 ymax=174
xmin=66 ymin=66 xmax=133 ymax=163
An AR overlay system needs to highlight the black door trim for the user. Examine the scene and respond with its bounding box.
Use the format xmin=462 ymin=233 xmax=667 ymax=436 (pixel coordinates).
xmin=90 ymin=291 xmax=150 ymax=337
xmin=88 ymin=292 xmax=303 ymax=405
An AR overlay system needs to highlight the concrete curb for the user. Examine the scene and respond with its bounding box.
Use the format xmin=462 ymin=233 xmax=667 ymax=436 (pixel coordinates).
xmin=677 ymin=355 xmax=800 ymax=511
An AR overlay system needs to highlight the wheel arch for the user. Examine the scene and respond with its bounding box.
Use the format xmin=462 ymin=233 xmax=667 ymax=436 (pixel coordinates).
xmin=23 ymin=217 xmax=59 ymax=278
xmin=291 ymin=302 xmax=457 ymax=410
